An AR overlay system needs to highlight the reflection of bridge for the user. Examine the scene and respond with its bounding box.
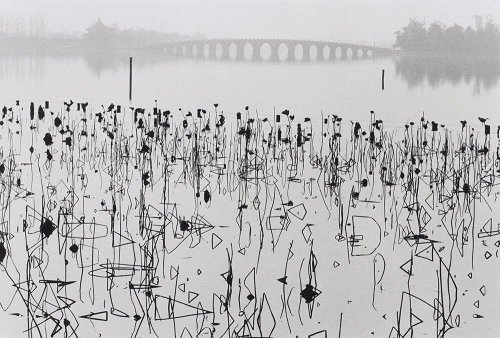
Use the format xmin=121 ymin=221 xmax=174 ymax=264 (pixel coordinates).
xmin=156 ymin=39 xmax=392 ymax=62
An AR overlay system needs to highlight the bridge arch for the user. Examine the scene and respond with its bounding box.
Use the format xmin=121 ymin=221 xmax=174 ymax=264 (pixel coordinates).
xmin=356 ymin=48 xmax=363 ymax=58
xmin=294 ymin=44 xmax=304 ymax=61
xmin=278 ymin=43 xmax=288 ymax=61
xmin=243 ymin=42 xmax=254 ymax=61
xmin=203 ymin=43 xmax=210 ymax=58
xmin=192 ymin=44 xmax=199 ymax=57
xmin=334 ymin=46 xmax=342 ymax=59
xmin=322 ymin=45 xmax=331 ymax=60
xmin=260 ymin=42 xmax=272 ymax=61
xmin=213 ymin=43 xmax=222 ymax=59
xmin=309 ymin=44 xmax=318 ymax=61
xmin=228 ymin=43 xmax=238 ymax=60
xmin=346 ymin=47 xmax=353 ymax=59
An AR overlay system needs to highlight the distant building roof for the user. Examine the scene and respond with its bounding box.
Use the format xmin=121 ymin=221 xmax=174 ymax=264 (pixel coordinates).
xmin=86 ymin=18 xmax=114 ymax=37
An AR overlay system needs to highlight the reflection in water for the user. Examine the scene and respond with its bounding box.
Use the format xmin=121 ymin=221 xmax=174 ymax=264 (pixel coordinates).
xmin=83 ymin=52 xmax=171 ymax=77
xmin=0 ymin=50 xmax=168 ymax=79
xmin=0 ymin=51 xmax=498 ymax=126
xmin=83 ymin=53 xmax=124 ymax=77
xmin=395 ymin=55 xmax=500 ymax=93
xmin=0 ymin=53 xmax=45 ymax=80
xmin=3 ymin=50 xmax=498 ymax=96
xmin=80 ymin=50 xmax=380 ymax=76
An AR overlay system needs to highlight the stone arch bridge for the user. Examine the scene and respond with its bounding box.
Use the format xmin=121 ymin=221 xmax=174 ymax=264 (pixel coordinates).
xmin=156 ymin=38 xmax=392 ymax=62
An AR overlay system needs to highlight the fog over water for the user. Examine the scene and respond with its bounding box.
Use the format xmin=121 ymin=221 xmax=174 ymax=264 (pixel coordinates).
xmin=2 ymin=0 xmax=499 ymax=44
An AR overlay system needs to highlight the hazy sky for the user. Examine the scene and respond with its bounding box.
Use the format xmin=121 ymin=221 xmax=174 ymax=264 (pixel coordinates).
xmin=3 ymin=0 xmax=499 ymax=45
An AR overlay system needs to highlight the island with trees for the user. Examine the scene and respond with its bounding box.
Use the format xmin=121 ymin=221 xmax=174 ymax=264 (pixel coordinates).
xmin=393 ymin=16 xmax=499 ymax=91
xmin=393 ymin=16 xmax=499 ymax=56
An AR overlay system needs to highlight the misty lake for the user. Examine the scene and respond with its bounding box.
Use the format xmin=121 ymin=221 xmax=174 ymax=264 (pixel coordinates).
xmin=0 ymin=53 xmax=498 ymax=125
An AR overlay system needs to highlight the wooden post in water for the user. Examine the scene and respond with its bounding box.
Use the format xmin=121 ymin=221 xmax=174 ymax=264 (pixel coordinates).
xmin=129 ymin=57 xmax=133 ymax=101
xmin=382 ymin=69 xmax=385 ymax=90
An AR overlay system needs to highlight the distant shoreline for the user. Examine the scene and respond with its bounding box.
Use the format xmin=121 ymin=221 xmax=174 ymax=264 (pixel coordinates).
xmin=0 ymin=36 xmax=174 ymax=54
xmin=395 ymin=50 xmax=500 ymax=59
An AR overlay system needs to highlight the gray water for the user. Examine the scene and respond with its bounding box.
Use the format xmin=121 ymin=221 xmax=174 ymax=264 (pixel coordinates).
xmin=0 ymin=53 xmax=498 ymax=126
xmin=0 ymin=52 xmax=499 ymax=338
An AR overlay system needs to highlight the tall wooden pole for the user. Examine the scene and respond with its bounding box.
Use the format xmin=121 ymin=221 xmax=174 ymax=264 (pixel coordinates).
xmin=129 ymin=57 xmax=133 ymax=101
xmin=382 ymin=69 xmax=385 ymax=90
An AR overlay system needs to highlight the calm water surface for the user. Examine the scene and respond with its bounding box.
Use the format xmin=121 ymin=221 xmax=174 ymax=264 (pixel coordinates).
xmin=0 ymin=53 xmax=498 ymax=126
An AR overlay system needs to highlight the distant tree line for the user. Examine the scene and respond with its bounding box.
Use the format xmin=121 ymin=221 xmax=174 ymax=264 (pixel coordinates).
xmin=0 ymin=15 xmax=47 ymax=38
xmin=0 ymin=15 xmax=205 ymax=45
xmin=394 ymin=16 xmax=500 ymax=55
